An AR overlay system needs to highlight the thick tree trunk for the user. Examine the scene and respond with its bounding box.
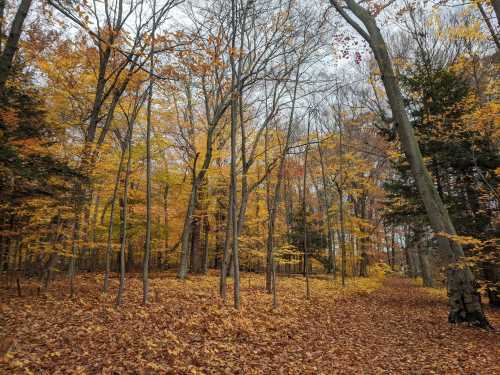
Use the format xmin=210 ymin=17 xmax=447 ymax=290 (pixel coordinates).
xmin=484 ymin=262 xmax=500 ymax=307
xmin=491 ymin=0 xmax=500 ymax=28
xmin=202 ymin=215 xmax=210 ymax=274
xmin=418 ymin=246 xmax=433 ymax=287
xmin=190 ymin=216 xmax=202 ymax=274
xmin=178 ymin=182 xmax=198 ymax=279
xmin=359 ymin=252 xmax=369 ymax=277
xmin=413 ymin=229 xmax=434 ymax=287
xmin=332 ymin=0 xmax=490 ymax=327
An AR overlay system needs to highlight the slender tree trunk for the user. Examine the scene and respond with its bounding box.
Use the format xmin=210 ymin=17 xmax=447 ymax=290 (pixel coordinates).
xmin=219 ymin=201 xmax=231 ymax=302
xmin=162 ymin=184 xmax=169 ymax=270
xmin=117 ymin=123 xmax=133 ymax=306
xmin=317 ymin=130 xmax=336 ymax=275
xmin=477 ymin=3 xmax=500 ymax=50
xmin=229 ymin=0 xmax=240 ymax=310
xmin=0 ymin=0 xmax=33 ymax=92
xmin=69 ymin=215 xmax=80 ymax=298
xmin=103 ymin=142 xmax=126 ymax=292
xmin=272 ymin=258 xmax=277 ymax=309
xmin=143 ymin=1 xmax=156 ymax=304
xmin=90 ymin=195 xmax=100 ymax=272
xmin=126 ymin=241 xmax=134 ymax=272
xmin=302 ymin=115 xmax=311 ymax=300
xmin=265 ymin=66 xmax=301 ymax=293
xmin=336 ymin=116 xmax=347 ymax=287
xmin=358 ymin=198 xmax=369 ymax=277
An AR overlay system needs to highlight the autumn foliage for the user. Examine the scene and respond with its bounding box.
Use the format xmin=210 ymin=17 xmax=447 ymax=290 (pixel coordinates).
xmin=0 ymin=0 xmax=499 ymax=372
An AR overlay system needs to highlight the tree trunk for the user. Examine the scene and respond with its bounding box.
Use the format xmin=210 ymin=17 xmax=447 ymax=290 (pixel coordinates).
xmin=302 ymin=115 xmax=311 ymax=300
xmin=69 ymin=215 xmax=80 ymax=298
xmin=202 ymin=215 xmax=210 ymax=274
xmin=484 ymin=262 xmax=500 ymax=307
xmin=179 ymin=131 xmax=216 ymax=279
xmin=0 ymin=0 xmax=33 ymax=92
xmin=418 ymin=246 xmax=433 ymax=287
xmin=103 ymin=139 xmax=126 ymax=292
xmin=317 ymin=130 xmax=336 ymax=275
xmin=332 ymin=0 xmax=490 ymax=327
xmin=90 ymin=195 xmax=100 ymax=272
xmin=491 ymin=0 xmax=500 ymax=28
xmin=117 ymin=122 xmax=133 ymax=306
xmin=143 ymin=2 xmax=157 ymax=305
xmin=179 ymin=180 xmax=198 ymax=279
xmin=162 ymin=184 xmax=169 ymax=270
xmin=190 ymin=215 xmax=202 ymax=273
xmin=336 ymin=122 xmax=347 ymax=287
xmin=265 ymin=66 xmax=300 ymax=293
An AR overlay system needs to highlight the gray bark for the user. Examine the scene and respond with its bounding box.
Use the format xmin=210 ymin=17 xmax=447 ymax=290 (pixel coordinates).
xmin=143 ymin=0 xmax=158 ymax=305
xmin=103 ymin=138 xmax=126 ymax=292
xmin=331 ymin=0 xmax=489 ymax=327
xmin=265 ymin=66 xmax=301 ymax=292
xmin=302 ymin=115 xmax=311 ymax=300
xmin=116 ymin=121 xmax=133 ymax=306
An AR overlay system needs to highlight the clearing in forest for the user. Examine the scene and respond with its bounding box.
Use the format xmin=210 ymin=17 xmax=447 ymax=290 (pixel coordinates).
xmin=1 ymin=274 xmax=499 ymax=374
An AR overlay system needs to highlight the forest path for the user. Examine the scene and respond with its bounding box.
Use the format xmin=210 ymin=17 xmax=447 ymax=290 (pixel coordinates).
xmin=0 ymin=275 xmax=499 ymax=374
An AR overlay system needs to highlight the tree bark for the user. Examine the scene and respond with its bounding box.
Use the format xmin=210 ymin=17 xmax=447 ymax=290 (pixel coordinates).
xmin=69 ymin=214 xmax=80 ymax=298
xmin=418 ymin=246 xmax=433 ymax=288
xmin=190 ymin=215 xmax=202 ymax=273
xmin=331 ymin=0 xmax=490 ymax=327
xmin=116 ymin=122 xmax=133 ymax=306
xmin=0 ymin=0 xmax=33 ymax=92
xmin=302 ymin=115 xmax=311 ymax=300
xmin=143 ymin=0 xmax=157 ymax=305
xmin=317 ymin=129 xmax=336 ymax=275
xmin=265 ymin=66 xmax=301 ymax=292
xmin=103 ymin=139 xmax=126 ymax=292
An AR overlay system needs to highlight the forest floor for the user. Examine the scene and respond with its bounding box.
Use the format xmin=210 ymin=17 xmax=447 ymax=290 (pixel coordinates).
xmin=0 ymin=272 xmax=499 ymax=374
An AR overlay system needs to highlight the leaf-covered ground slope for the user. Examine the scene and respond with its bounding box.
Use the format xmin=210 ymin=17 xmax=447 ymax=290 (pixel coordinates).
xmin=1 ymin=274 xmax=499 ymax=374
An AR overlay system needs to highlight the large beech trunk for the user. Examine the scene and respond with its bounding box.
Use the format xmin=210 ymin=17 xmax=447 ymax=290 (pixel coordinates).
xmin=332 ymin=0 xmax=490 ymax=327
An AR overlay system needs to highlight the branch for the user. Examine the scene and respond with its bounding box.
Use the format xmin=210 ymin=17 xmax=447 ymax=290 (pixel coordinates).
xmin=330 ymin=0 xmax=371 ymax=43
